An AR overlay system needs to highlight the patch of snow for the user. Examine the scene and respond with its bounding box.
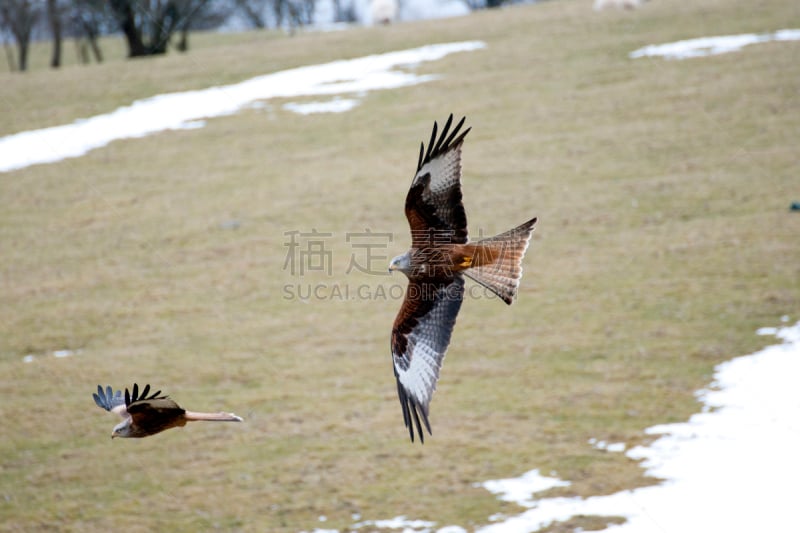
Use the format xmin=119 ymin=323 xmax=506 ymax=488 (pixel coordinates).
xmin=352 ymin=516 xmax=435 ymax=531
xmin=478 ymin=469 xmax=570 ymax=508
xmin=53 ymin=349 xmax=76 ymax=358
xmin=630 ymin=29 xmax=800 ymax=60
xmin=283 ymin=97 xmax=360 ymax=115
xmin=23 ymin=355 xmax=35 ymax=363
xmin=177 ymin=120 xmax=206 ymax=129
xmin=400 ymin=0 xmax=470 ymax=21
xmin=594 ymin=0 xmax=643 ymax=10
xmin=0 ymin=41 xmax=485 ymax=174
xmin=588 ymin=438 xmax=626 ymax=453
xmin=338 ymin=0 xmax=469 ymax=26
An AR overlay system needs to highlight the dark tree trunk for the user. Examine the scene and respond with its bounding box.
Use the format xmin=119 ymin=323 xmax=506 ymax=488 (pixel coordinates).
xmin=85 ymin=22 xmax=103 ymax=62
xmin=47 ymin=0 xmax=62 ymax=68
xmin=17 ymin=39 xmax=28 ymax=70
xmin=110 ymin=0 xmax=147 ymax=56
xmin=0 ymin=0 xmax=37 ymax=72
xmin=148 ymin=2 xmax=178 ymax=55
xmin=110 ymin=0 xmax=178 ymax=57
xmin=176 ymin=26 xmax=188 ymax=52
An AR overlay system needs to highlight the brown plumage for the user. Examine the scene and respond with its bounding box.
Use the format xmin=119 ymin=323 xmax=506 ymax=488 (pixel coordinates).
xmin=93 ymin=383 xmax=243 ymax=438
xmin=388 ymin=114 xmax=537 ymax=443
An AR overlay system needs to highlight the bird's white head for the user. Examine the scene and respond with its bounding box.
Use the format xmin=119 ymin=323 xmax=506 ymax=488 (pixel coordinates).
xmin=111 ymin=419 xmax=132 ymax=439
xmin=389 ymin=252 xmax=412 ymax=275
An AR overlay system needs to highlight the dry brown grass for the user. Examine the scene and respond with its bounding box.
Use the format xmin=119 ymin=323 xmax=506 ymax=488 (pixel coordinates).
xmin=1 ymin=0 xmax=799 ymax=530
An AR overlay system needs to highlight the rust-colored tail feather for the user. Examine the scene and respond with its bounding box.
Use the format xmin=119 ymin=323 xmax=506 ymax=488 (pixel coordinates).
xmin=463 ymin=217 xmax=537 ymax=305
xmin=184 ymin=411 xmax=244 ymax=422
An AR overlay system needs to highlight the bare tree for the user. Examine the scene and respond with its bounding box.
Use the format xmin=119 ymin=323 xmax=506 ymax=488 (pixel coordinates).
xmin=331 ymin=0 xmax=357 ymax=23
xmin=0 ymin=0 xmax=41 ymax=71
xmin=234 ymin=0 xmax=316 ymax=31
xmin=173 ymin=0 xmax=233 ymax=52
xmin=46 ymin=0 xmax=63 ymax=67
xmin=2 ymin=28 xmax=17 ymax=71
xmin=235 ymin=0 xmax=268 ymax=28
xmin=70 ymin=0 xmax=110 ymax=64
xmin=109 ymin=0 xmax=231 ymax=57
xmin=109 ymin=0 xmax=179 ymax=56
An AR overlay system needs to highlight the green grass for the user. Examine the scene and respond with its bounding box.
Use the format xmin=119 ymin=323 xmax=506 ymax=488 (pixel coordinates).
xmin=1 ymin=0 xmax=799 ymax=530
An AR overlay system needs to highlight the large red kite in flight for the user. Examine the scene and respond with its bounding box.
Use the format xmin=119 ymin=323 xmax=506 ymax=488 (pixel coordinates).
xmin=93 ymin=383 xmax=243 ymax=438
xmin=388 ymin=115 xmax=537 ymax=442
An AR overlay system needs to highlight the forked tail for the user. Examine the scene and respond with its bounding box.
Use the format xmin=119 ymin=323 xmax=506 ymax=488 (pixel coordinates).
xmin=185 ymin=411 xmax=244 ymax=422
xmin=463 ymin=217 xmax=537 ymax=305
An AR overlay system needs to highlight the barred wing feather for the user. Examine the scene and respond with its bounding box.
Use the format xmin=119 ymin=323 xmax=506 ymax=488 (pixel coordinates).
xmin=391 ymin=276 xmax=464 ymax=442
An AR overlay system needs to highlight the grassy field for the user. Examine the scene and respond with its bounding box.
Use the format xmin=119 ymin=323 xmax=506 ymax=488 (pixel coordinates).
xmin=1 ymin=0 xmax=799 ymax=530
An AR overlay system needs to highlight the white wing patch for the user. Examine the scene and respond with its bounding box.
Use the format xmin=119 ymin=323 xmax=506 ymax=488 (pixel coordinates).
xmin=394 ymin=333 xmax=444 ymax=412
xmin=416 ymin=145 xmax=461 ymax=197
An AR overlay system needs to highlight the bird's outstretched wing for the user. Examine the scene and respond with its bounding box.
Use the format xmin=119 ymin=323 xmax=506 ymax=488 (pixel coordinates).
xmin=93 ymin=385 xmax=126 ymax=418
xmin=123 ymin=383 xmax=165 ymax=408
xmin=391 ymin=276 xmax=465 ymax=442
xmin=405 ymin=114 xmax=471 ymax=249
xmin=94 ymin=383 xmax=167 ymax=419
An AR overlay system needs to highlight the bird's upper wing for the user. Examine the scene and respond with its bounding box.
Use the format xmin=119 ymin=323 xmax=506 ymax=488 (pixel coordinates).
xmin=93 ymin=385 xmax=127 ymax=418
xmin=126 ymin=394 xmax=186 ymax=436
xmin=391 ymin=275 xmax=465 ymax=442
xmin=123 ymin=383 xmax=165 ymax=407
xmin=405 ymin=115 xmax=471 ymax=249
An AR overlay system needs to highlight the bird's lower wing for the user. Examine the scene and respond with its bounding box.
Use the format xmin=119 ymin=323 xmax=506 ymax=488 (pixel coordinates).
xmin=391 ymin=276 xmax=464 ymax=443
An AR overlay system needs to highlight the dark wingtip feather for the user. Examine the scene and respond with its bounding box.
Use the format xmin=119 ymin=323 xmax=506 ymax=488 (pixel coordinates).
xmin=432 ymin=113 xmax=454 ymax=155
xmin=124 ymin=387 xmax=131 ymax=407
xmin=397 ymin=379 xmax=414 ymax=442
xmin=396 ymin=379 xmax=432 ymax=444
xmin=424 ymin=120 xmax=438 ymax=164
xmin=416 ymin=115 xmax=470 ymax=172
xmin=410 ymin=402 xmax=425 ymax=444
xmin=442 ymin=115 xmax=466 ymax=149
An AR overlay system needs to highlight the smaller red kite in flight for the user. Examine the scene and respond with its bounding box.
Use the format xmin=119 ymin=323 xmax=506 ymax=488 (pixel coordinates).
xmin=93 ymin=383 xmax=243 ymax=438
xmin=389 ymin=115 xmax=537 ymax=443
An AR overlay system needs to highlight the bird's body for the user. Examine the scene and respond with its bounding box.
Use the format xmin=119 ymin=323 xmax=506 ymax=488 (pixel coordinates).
xmin=389 ymin=115 xmax=537 ymax=442
xmin=93 ymin=384 xmax=243 ymax=438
